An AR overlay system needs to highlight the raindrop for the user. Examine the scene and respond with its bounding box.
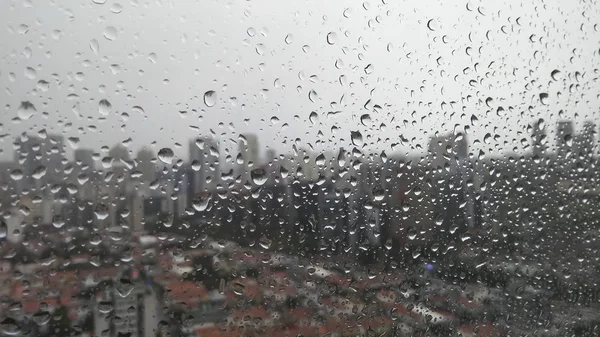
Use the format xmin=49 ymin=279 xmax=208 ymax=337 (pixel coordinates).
xmin=103 ymin=26 xmax=117 ymax=40
xmin=94 ymin=204 xmax=109 ymax=220
xmin=52 ymin=215 xmax=65 ymax=229
xmin=90 ymin=39 xmax=99 ymax=54
xmin=327 ymin=32 xmax=337 ymax=45
xmin=0 ymin=222 xmax=6 ymax=239
xmin=157 ymin=148 xmax=174 ymax=164
xmin=360 ymin=114 xmax=371 ymax=126
xmin=32 ymin=311 xmax=51 ymax=326
xmin=0 ymin=318 xmax=20 ymax=336
xmin=132 ymin=106 xmax=145 ymax=114
xmin=539 ymin=93 xmax=549 ymax=105
xmin=32 ymin=165 xmax=46 ymax=179
xmin=351 ymin=131 xmax=363 ymax=146
xmin=285 ymin=34 xmax=293 ymax=44
xmin=309 ymin=111 xmax=319 ymax=124
xmin=98 ymin=99 xmax=112 ymax=116
xmin=427 ymin=19 xmax=436 ymax=31
xmin=204 ymin=90 xmax=217 ymax=107
xmin=550 ymin=69 xmax=561 ymax=81
xmin=192 ymin=194 xmax=212 ymax=212
xmin=98 ymin=301 xmax=113 ymax=314
xmin=364 ymin=64 xmax=374 ymax=74
xmin=17 ymin=101 xmax=37 ymax=120
xmin=148 ymin=52 xmax=157 ymax=63
xmin=92 ymin=0 xmax=107 ymax=4
xmin=308 ymin=89 xmax=318 ymax=102
xmin=9 ymin=169 xmax=23 ymax=181
xmin=24 ymin=67 xmax=37 ymax=79
xmin=251 ymin=168 xmax=267 ymax=186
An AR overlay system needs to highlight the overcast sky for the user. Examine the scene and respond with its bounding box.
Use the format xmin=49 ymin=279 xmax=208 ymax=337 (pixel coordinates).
xmin=0 ymin=0 xmax=599 ymax=163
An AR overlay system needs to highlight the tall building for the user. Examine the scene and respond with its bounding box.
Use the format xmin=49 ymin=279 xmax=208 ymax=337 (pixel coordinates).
xmin=13 ymin=133 xmax=65 ymax=189
xmin=74 ymin=148 xmax=95 ymax=200
xmin=556 ymin=120 xmax=574 ymax=159
xmin=531 ymin=118 xmax=548 ymax=158
xmin=237 ymin=134 xmax=259 ymax=183
xmin=189 ymin=136 xmax=220 ymax=193
xmin=136 ymin=147 xmax=156 ymax=183
xmin=428 ymin=132 xmax=468 ymax=172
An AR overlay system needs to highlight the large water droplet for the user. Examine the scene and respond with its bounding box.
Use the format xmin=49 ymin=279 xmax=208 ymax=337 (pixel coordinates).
xmin=308 ymin=90 xmax=318 ymax=103
xmin=309 ymin=111 xmax=319 ymax=124
xmin=550 ymin=69 xmax=561 ymax=81
xmin=327 ymin=32 xmax=337 ymax=45
xmin=32 ymin=166 xmax=46 ymax=179
xmin=103 ymin=26 xmax=117 ymax=40
xmin=90 ymin=39 xmax=99 ymax=54
xmin=98 ymin=99 xmax=112 ymax=116
xmin=158 ymin=148 xmax=174 ymax=164
xmin=9 ymin=169 xmax=23 ymax=181
xmin=351 ymin=131 xmax=363 ymax=146
xmin=192 ymin=194 xmax=212 ymax=212
xmin=539 ymin=93 xmax=549 ymax=105
xmin=94 ymin=204 xmax=109 ymax=220
xmin=0 ymin=318 xmax=20 ymax=336
xmin=32 ymin=311 xmax=51 ymax=326
xmin=17 ymin=101 xmax=37 ymax=120
xmin=251 ymin=168 xmax=267 ymax=186
xmin=204 ymin=90 xmax=217 ymax=107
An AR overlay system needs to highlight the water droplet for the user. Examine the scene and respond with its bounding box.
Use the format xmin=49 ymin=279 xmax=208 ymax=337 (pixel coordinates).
xmin=103 ymin=26 xmax=117 ymax=41
xmin=157 ymin=148 xmax=174 ymax=164
xmin=98 ymin=99 xmax=112 ymax=116
xmin=24 ymin=67 xmax=37 ymax=79
xmin=94 ymin=204 xmax=109 ymax=220
xmin=89 ymin=39 xmax=99 ymax=54
xmin=32 ymin=311 xmax=50 ymax=326
xmin=285 ymin=34 xmax=293 ymax=44
xmin=92 ymin=0 xmax=107 ymax=4
xmin=0 ymin=318 xmax=20 ymax=336
xmin=247 ymin=27 xmax=256 ymax=37
xmin=148 ymin=52 xmax=157 ymax=64
xmin=308 ymin=89 xmax=318 ymax=103
xmin=364 ymin=64 xmax=374 ymax=74
xmin=32 ymin=165 xmax=46 ymax=180
xmin=551 ymin=69 xmax=561 ymax=81
xmin=539 ymin=93 xmax=549 ymax=105
xmin=351 ymin=131 xmax=363 ymax=146
xmin=192 ymin=194 xmax=212 ymax=212
xmin=360 ymin=114 xmax=371 ymax=126
xmin=132 ymin=105 xmax=145 ymax=114
xmin=98 ymin=301 xmax=113 ymax=314
xmin=251 ymin=168 xmax=267 ymax=186
xmin=0 ymin=222 xmax=7 ymax=239
xmin=309 ymin=111 xmax=319 ymax=124
xmin=327 ymin=32 xmax=337 ymax=45
xmin=110 ymin=3 xmax=123 ymax=13
xmin=9 ymin=169 xmax=23 ymax=181
xmin=204 ymin=90 xmax=217 ymax=107
xmin=427 ymin=19 xmax=436 ymax=31
xmin=52 ymin=215 xmax=65 ymax=229
xmin=17 ymin=101 xmax=36 ymax=120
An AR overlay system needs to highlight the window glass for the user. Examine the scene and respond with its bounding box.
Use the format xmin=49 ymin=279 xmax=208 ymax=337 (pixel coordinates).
xmin=0 ymin=1 xmax=599 ymax=336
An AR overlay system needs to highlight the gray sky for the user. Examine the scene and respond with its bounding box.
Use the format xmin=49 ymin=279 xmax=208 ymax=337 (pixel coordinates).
xmin=1 ymin=0 xmax=599 ymax=163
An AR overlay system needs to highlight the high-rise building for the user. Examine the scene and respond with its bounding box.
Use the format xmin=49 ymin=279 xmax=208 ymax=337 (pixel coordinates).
xmin=556 ymin=120 xmax=574 ymax=159
xmin=531 ymin=118 xmax=548 ymax=158
xmin=237 ymin=134 xmax=259 ymax=183
xmin=13 ymin=133 xmax=65 ymax=188
xmin=189 ymin=136 xmax=220 ymax=193
xmin=136 ymin=147 xmax=156 ymax=183
xmin=74 ymin=148 xmax=95 ymax=200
